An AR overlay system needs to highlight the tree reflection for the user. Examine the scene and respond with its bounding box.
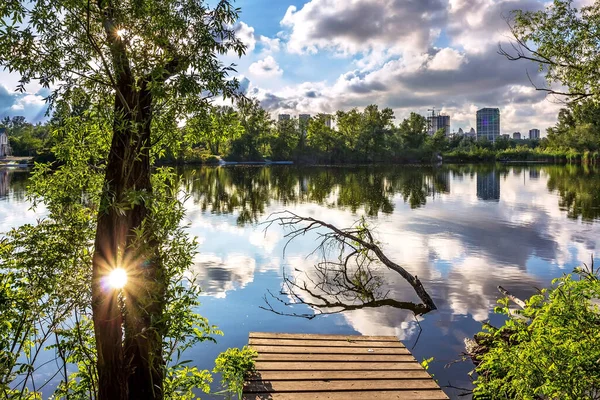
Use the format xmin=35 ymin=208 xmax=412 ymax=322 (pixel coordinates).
xmin=546 ymin=165 xmax=600 ymax=222
xmin=181 ymin=163 xmax=600 ymax=225
xmin=261 ymin=212 xmax=435 ymax=318
xmin=262 ymin=263 xmax=433 ymax=319
xmin=182 ymin=166 xmax=451 ymax=224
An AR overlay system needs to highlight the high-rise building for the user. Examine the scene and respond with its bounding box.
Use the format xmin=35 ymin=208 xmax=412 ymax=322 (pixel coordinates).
xmin=427 ymin=114 xmax=451 ymax=136
xmin=513 ymin=132 xmax=521 ymax=140
xmin=467 ymin=127 xmax=476 ymax=138
xmin=457 ymin=127 xmax=465 ymax=136
xmin=323 ymin=114 xmax=333 ymax=129
xmin=529 ymin=129 xmax=540 ymax=139
xmin=476 ymin=108 xmax=500 ymax=142
xmin=278 ymin=114 xmax=291 ymax=121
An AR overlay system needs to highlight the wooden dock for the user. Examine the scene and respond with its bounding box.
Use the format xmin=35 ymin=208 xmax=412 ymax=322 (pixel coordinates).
xmin=243 ymin=332 xmax=449 ymax=399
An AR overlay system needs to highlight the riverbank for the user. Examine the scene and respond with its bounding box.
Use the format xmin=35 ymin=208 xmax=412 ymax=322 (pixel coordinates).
xmin=0 ymin=156 xmax=33 ymax=168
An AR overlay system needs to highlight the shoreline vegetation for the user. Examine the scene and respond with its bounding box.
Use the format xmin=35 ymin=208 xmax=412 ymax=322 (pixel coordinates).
xmin=465 ymin=265 xmax=600 ymax=399
xmin=4 ymin=97 xmax=600 ymax=167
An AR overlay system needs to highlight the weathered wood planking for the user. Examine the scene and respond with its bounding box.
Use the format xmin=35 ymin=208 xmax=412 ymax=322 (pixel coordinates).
xmin=243 ymin=332 xmax=449 ymax=400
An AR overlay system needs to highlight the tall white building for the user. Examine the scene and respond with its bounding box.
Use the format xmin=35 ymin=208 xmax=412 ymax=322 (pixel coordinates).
xmin=0 ymin=128 xmax=10 ymax=158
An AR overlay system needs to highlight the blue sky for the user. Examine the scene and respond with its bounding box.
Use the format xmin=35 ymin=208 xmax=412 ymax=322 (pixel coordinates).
xmin=0 ymin=0 xmax=595 ymax=133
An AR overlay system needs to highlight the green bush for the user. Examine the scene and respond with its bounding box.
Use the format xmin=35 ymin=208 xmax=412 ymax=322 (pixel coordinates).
xmin=213 ymin=346 xmax=257 ymax=399
xmin=473 ymin=268 xmax=600 ymax=399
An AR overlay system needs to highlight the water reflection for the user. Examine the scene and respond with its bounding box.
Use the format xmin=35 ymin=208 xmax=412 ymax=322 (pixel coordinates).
xmin=476 ymin=170 xmax=500 ymax=201
xmin=0 ymin=168 xmax=28 ymax=200
xmin=546 ymin=165 xmax=600 ymax=221
xmin=3 ymin=164 xmax=600 ymax=399
xmin=184 ymin=166 xmax=452 ymax=224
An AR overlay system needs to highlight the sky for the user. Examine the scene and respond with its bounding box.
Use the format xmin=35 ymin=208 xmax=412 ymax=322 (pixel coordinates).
xmin=0 ymin=0 xmax=594 ymax=134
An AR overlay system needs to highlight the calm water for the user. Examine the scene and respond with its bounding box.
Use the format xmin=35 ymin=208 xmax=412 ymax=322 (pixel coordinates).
xmin=2 ymin=164 xmax=600 ymax=399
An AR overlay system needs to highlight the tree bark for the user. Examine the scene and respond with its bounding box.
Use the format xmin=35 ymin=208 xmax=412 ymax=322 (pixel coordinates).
xmin=91 ymin=72 xmax=164 ymax=399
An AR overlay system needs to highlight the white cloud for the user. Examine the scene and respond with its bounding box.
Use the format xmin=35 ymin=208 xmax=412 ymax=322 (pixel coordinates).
xmin=259 ymin=35 xmax=281 ymax=53
xmin=280 ymin=0 xmax=446 ymax=58
xmin=249 ymin=56 xmax=283 ymax=77
xmin=234 ymin=22 xmax=257 ymax=54
xmin=428 ymin=48 xmax=467 ymax=71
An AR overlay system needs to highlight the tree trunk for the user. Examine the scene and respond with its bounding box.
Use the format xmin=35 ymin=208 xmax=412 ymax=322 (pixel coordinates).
xmin=92 ymin=76 xmax=165 ymax=399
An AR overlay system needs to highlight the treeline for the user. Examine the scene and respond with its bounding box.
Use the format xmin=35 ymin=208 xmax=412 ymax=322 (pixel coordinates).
xmin=0 ymin=116 xmax=51 ymax=157
xmin=170 ymin=98 xmax=600 ymax=164
xmin=5 ymin=98 xmax=600 ymax=164
xmin=173 ymin=100 xmax=450 ymax=164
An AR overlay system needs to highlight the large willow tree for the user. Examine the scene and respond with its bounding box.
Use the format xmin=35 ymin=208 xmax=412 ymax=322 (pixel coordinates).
xmin=0 ymin=1 xmax=244 ymax=399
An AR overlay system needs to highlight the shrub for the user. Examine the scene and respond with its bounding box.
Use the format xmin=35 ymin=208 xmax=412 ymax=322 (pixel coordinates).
xmin=213 ymin=346 xmax=257 ymax=399
xmin=472 ymin=267 xmax=600 ymax=399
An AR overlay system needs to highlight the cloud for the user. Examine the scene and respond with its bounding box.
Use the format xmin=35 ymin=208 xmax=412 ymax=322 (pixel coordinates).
xmin=259 ymin=35 xmax=281 ymax=53
xmin=0 ymin=84 xmax=49 ymax=123
xmin=447 ymin=0 xmax=541 ymax=53
xmin=234 ymin=22 xmax=257 ymax=54
xmin=281 ymin=0 xmax=446 ymax=58
xmin=249 ymin=56 xmax=283 ymax=77
xmin=428 ymin=48 xmax=466 ymax=71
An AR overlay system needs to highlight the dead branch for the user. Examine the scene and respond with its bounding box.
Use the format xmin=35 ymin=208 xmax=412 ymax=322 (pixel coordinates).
xmin=497 ymin=285 xmax=527 ymax=309
xmin=263 ymin=211 xmax=437 ymax=312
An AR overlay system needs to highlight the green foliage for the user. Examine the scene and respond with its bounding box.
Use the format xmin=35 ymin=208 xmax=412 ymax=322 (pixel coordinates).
xmin=213 ymin=346 xmax=257 ymax=399
xmin=508 ymin=0 xmax=600 ymax=100
xmin=473 ymin=269 xmax=600 ymax=399
xmin=0 ymin=116 xmax=51 ymax=156
xmin=0 ymin=114 xmax=223 ymax=399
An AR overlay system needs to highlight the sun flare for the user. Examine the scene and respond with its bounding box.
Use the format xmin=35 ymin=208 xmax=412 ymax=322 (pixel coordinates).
xmin=107 ymin=268 xmax=128 ymax=289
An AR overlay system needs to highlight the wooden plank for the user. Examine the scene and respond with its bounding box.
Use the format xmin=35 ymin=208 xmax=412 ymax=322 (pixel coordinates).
xmin=244 ymin=390 xmax=449 ymax=400
xmin=256 ymin=353 xmax=416 ymax=362
xmin=249 ymin=338 xmax=406 ymax=348
xmin=250 ymin=345 xmax=411 ymax=355
xmin=244 ymin=332 xmax=449 ymax=400
xmin=249 ymin=332 xmax=398 ymax=341
xmin=245 ymin=379 xmax=441 ymax=392
xmin=255 ymin=361 xmax=425 ymax=371
xmin=247 ymin=370 xmax=431 ymax=381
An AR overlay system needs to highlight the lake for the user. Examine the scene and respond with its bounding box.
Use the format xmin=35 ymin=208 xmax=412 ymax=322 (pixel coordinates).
xmin=2 ymin=164 xmax=600 ymax=399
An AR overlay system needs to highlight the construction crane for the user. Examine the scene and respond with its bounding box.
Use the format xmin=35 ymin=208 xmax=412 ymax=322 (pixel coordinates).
xmin=427 ymin=108 xmax=436 ymax=118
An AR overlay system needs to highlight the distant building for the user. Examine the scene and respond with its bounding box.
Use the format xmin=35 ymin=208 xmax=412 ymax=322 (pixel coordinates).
xmin=513 ymin=132 xmax=521 ymax=140
xmin=476 ymin=108 xmax=500 ymax=142
xmin=299 ymin=114 xmax=311 ymax=136
xmin=502 ymin=134 xmax=510 ymax=140
xmin=0 ymin=128 xmax=10 ymax=158
xmin=466 ymin=127 xmax=476 ymax=139
xmin=427 ymin=114 xmax=451 ymax=136
xmin=278 ymin=114 xmax=291 ymax=122
xmin=323 ymin=114 xmax=333 ymax=129
xmin=457 ymin=127 xmax=465 ymax=136
xmin=529 ymin=128 xmax=540 ymax=139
